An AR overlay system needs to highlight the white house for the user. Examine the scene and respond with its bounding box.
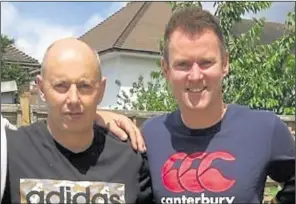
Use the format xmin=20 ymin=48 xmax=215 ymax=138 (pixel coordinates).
xmin=79 ymin=2 xmax=285 ymax=110
xmin=79 ymin=2 xmax=172 ymax=109
xmin=1 ymin=80 xmax=18 ymax=104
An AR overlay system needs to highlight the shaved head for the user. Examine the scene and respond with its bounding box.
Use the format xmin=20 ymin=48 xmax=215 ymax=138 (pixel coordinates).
xmin=41 ymin=37 xmax=101 ymax=80
xmin=36 ymin=37 xmax=107 ymax=135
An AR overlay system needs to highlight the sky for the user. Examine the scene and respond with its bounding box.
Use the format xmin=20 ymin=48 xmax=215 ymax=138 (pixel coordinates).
xmin=1 ymin=1 xmax=294 ymax=62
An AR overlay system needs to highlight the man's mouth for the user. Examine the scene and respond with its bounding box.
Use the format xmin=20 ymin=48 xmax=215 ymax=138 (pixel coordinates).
xmin=65 ymin=112 xmax=82 ymax=115
xmin=186 ymin=86 xmax=207 ymax=93
xmin=64 ymin=112 xmax=83 ymax=118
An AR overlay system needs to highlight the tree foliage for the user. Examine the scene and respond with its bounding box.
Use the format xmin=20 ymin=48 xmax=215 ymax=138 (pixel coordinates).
xmin=116 ymin=64 xmax=177 ymax=111
xmin=117 ymin=2 xmax=295 ymax=115
xmin=1 ymin=34 xmax=31 ymax=95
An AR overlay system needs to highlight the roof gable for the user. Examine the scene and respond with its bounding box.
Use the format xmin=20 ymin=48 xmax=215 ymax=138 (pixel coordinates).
xmin=118 ymin=2 xmax=172 ymax=53
xmin=79 ymin=2 xmax=147 ymax=53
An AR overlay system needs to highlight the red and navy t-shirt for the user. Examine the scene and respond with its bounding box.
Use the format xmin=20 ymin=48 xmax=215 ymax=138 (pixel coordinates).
xmin=142 ymin=104 xmax=295 ymax=204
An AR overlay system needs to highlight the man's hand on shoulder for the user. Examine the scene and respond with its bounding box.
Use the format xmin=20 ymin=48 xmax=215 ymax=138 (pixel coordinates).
xmin=95 ymin=110 xmax=146 ymax=152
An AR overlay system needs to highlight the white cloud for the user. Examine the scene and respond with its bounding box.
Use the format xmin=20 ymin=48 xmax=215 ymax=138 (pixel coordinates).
xmin=1 ymin=2 xmax=77 ymax=62
xmin=1 ymin=2 xmax=18 ymax=32
xmin=1 ymin=2 xmax=128 ymax=63
xmin=14 ymin=38 xmax=33 ymax=55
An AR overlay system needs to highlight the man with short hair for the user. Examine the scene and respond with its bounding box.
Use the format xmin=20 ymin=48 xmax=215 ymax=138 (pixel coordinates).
xmin=2 ymin=38 xmax=153 ymax=204
xmin=142 ymin=7 xmax=295 ymax=204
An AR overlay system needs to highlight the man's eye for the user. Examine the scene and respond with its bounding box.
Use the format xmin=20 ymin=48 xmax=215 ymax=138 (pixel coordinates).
xmin=54 ymin=83 xmax=69 ymax=92
xmin=200 ymin=61 xmax=213 ymax=68
xmin=175 ymin=62 xmax=191 ymax=70
xmin=78 ymin=83 xmax=92 ymax=89
xmin=54 ymin=84 xmax=67 ymax=88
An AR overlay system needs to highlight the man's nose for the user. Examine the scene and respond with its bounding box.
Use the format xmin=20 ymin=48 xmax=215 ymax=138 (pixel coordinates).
xmin=188 ymin=62 xmax=203 ymax=81
xmin=67 ymin=84 xmax=79 ymax=105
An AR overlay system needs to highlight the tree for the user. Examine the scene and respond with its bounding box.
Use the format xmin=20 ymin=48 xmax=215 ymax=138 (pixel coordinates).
xmin=1 ymin=35 xmax=31 ymax=96
xmin=117 ymin=2 xmax=295 ymax=115
xmin=116 ymin=61 xmax=177 ymax=111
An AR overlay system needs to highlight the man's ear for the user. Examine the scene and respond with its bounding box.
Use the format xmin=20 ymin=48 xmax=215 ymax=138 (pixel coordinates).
xmin=222 ymin=52 xmax=229 ymax=78
xmin=161 ymin=57 xmax=169 ymax=80
xmin=36 ymin=75 xmax=46 ymax=102
xmin=97 ymin=77 xmax=106 ymax=105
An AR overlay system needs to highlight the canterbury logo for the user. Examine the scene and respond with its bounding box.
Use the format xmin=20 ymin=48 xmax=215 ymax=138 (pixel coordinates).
xmin=161 ymin=151 xmax=236 ymax=193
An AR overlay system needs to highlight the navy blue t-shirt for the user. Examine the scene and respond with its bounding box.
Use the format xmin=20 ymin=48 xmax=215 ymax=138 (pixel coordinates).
xmin=142 ymin=104 xmax=295 ymax=204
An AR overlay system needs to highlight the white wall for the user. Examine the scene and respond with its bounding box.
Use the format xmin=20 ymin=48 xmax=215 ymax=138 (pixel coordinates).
xmin=99 ymin=53 xmax=160 ymax=109
xmin=100 ymin=57 xmax=120 ymax=108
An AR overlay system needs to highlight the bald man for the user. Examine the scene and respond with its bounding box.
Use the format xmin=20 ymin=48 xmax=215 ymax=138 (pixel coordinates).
xmin=2 ymin=38 xmax=153 ymax=204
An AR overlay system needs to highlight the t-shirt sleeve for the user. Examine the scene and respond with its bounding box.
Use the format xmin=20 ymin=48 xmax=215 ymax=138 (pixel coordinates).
xmin=267 ymin=115 xmax=295 ymax=182
xmin=267 ymin=115 xmax=295 ymax=204
xmin=136 ymin=153 xmax=154 ymax=204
